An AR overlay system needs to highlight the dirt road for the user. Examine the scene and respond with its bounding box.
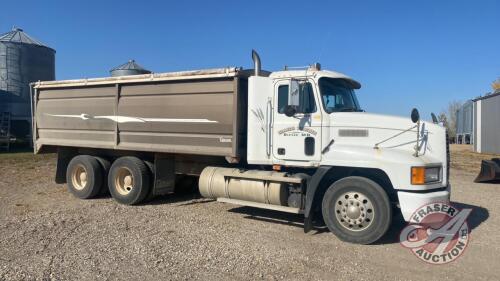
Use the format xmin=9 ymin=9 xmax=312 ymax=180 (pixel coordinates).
xmin=0 ymin=146 xmax=497 ymax=280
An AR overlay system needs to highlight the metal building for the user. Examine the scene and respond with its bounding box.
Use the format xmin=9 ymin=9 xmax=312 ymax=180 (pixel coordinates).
xmin=473 ymin=90 xmax=500 ymax=154
xmin=455 ymin=100 xmax=474 ymax=144
xmin=0 ymin=27 xmax=55 ymax=149
xmin=110 ymin=60 xmax=151 ymax=77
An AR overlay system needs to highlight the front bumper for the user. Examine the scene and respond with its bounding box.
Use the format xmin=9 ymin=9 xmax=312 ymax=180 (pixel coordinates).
xmin=397 ymin=185 xmax=451 ymax=221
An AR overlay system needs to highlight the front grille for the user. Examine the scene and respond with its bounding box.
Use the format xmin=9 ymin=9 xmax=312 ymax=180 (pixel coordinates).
xmin=338 ymin=129 xmax=369 ymax=137
xmin=446 ymin=130 xmax=450 ymax=185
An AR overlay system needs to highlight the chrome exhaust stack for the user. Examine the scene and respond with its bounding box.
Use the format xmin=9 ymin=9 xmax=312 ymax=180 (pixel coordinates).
xmin=251 ymin=49 xmax=261 ymax=76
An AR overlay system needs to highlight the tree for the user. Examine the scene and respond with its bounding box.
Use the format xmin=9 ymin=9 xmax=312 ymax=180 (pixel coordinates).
xmin=438 ymin=112 xmax=447 ymax=125
xmin=493 ymin=78 xmax=500 ymax=93
xmin=440 ymin=100 xmax=462 ymax=140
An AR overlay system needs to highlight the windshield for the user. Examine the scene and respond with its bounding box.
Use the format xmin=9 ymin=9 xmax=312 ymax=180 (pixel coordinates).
xmin=319 ymin=78 xmax=361 ymax=113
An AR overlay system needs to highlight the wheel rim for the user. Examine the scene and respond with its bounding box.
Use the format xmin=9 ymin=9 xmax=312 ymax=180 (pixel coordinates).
xmin=114 ymin=167 xmax=134 ymax=196
xmin=334 ymin=191 xmax=374 ymax=231
xmin=71 ymin=164 xmax=88 ymax=191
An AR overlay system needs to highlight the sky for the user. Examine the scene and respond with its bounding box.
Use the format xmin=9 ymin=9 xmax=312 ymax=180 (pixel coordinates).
xmin=1 ymin=0 xmax=499 ymax=120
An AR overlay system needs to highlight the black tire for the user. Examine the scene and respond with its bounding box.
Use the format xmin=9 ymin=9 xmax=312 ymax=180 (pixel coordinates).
xmin=321 ymin=176 xmax=391 ymax=244
xmin=108 ymin=156 xmax=151 ymax=205
xmin=94 ymin=156 xmax=111 ymax=195
xmin=66 ymin=155 xmax=103 ymax=199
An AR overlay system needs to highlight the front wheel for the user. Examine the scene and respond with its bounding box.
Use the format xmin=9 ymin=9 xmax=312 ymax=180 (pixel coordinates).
xmin=322 ymin=176 xmax=392 ymax=244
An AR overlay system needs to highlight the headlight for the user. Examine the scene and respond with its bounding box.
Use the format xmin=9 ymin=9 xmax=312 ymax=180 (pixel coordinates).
xmin=411 ymin=166 xmax=441 ymax=185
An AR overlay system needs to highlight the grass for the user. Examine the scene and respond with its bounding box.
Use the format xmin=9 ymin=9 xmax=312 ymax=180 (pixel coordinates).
xmin=450 ymin=144 xmax=500 ymax=174
xmin=0 ymin=149 xmax=55 ymax=168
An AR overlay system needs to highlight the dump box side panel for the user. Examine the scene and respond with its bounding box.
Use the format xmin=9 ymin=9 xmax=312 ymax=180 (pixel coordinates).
xmin=117 ymin=79 xmax=235 ymax=155
xmin=36 ymin=85 xmax=117 ymax=148
xmin=35 ymin=78 xmax=239 ymax=157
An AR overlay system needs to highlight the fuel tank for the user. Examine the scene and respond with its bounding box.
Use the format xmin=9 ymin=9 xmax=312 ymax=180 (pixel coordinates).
xmin=199 ymin=167 xmax=288 ymax=206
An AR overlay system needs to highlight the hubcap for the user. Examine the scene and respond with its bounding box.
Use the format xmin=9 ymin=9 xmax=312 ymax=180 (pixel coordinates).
xmin=334 ymin=191 xmax=374 ymax=231
xmin=115 ymin=167 xmax=134 ymax=195
xmin=71 ymin=164 xmax=88 ymax=191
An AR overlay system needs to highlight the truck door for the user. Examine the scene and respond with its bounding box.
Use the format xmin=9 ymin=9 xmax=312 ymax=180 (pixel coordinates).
xmin=272 ymin=79 xmax=322 ymax=162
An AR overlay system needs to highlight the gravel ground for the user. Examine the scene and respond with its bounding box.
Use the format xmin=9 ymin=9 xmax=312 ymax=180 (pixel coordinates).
xmin=0 ymin=145 xmax=498 ymax=280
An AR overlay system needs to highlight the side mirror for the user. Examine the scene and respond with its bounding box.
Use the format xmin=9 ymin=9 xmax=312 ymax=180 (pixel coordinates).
xmin=284 ymin=105 xmax=297 ymax=117
xmin=288 ymin=79 xmax=300 ymax=106
xmin=411 ymin=108 xmax=420 ymax=123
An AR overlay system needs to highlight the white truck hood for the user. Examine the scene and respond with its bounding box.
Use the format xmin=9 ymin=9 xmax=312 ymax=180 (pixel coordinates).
xmin=321 ymin=112 xmax=448 ymax=191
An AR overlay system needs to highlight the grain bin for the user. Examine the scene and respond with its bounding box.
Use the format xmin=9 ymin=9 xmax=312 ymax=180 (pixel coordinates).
xmin=455 ymin=100 xmax=473 ymax=144
xmin=0 ymin=27 xmax=55 ymax=143
xmin=110 ymin=60 xmax=151 ymax=77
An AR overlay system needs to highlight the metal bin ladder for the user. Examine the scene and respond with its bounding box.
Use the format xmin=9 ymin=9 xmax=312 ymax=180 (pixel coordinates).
xmin=0 ymin=112 xmax=11 ymax=151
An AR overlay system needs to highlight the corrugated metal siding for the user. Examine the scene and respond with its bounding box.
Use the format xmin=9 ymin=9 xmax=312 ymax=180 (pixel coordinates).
xmin=473 ymin=101 xmax=478 ymax=151
xmin=456 ymin=100 xmax=473 ymax=135
xmin=0 ymin=41 xmax=55 ymax=119
xmin=0 ymin=34 xmax=55 ymax=140
xmin=456 ymin=108 xmax=463 ymax=134
xmin=480 ymin=94 xmax=500 ymax=154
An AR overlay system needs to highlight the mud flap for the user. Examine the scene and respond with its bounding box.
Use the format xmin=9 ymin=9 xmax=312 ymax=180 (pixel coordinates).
xmin=474 ymin=158 xmax=500 ymax=183
xmin=153 ymin=154 xmax=176 ymax=196
xmin=55 ymin=147 xmax=77 ymax=184
xmin=304 ymin=166 xmax=331 ymax=233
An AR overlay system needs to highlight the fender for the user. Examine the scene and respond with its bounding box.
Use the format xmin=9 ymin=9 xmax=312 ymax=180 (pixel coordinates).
xmin=303 ymin=166 xmax=332 ymax=233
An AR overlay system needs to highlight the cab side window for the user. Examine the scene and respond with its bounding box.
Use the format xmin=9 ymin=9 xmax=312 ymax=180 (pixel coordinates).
xmin=277 ymin=82 xmax=316 ymax=114
xmin=278 ymin=85 xmax=289 ymax=114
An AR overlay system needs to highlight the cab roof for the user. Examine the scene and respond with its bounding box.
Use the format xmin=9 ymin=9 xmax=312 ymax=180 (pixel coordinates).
xmin=269 ymin=69 xmax=361 ymax=89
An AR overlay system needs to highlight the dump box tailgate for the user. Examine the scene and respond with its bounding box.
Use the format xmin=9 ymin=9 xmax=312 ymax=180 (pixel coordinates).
xmin=33 ymin=68 xmax=245 ymax=157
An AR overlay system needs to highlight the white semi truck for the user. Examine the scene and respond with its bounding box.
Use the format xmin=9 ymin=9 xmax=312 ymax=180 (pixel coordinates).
xmin=31 ymin=50 xmax=450 ymax=244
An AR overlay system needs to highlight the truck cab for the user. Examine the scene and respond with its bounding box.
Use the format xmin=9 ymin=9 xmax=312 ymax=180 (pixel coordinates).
xmin=245 ymin=52 xmax=450 ymax=243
